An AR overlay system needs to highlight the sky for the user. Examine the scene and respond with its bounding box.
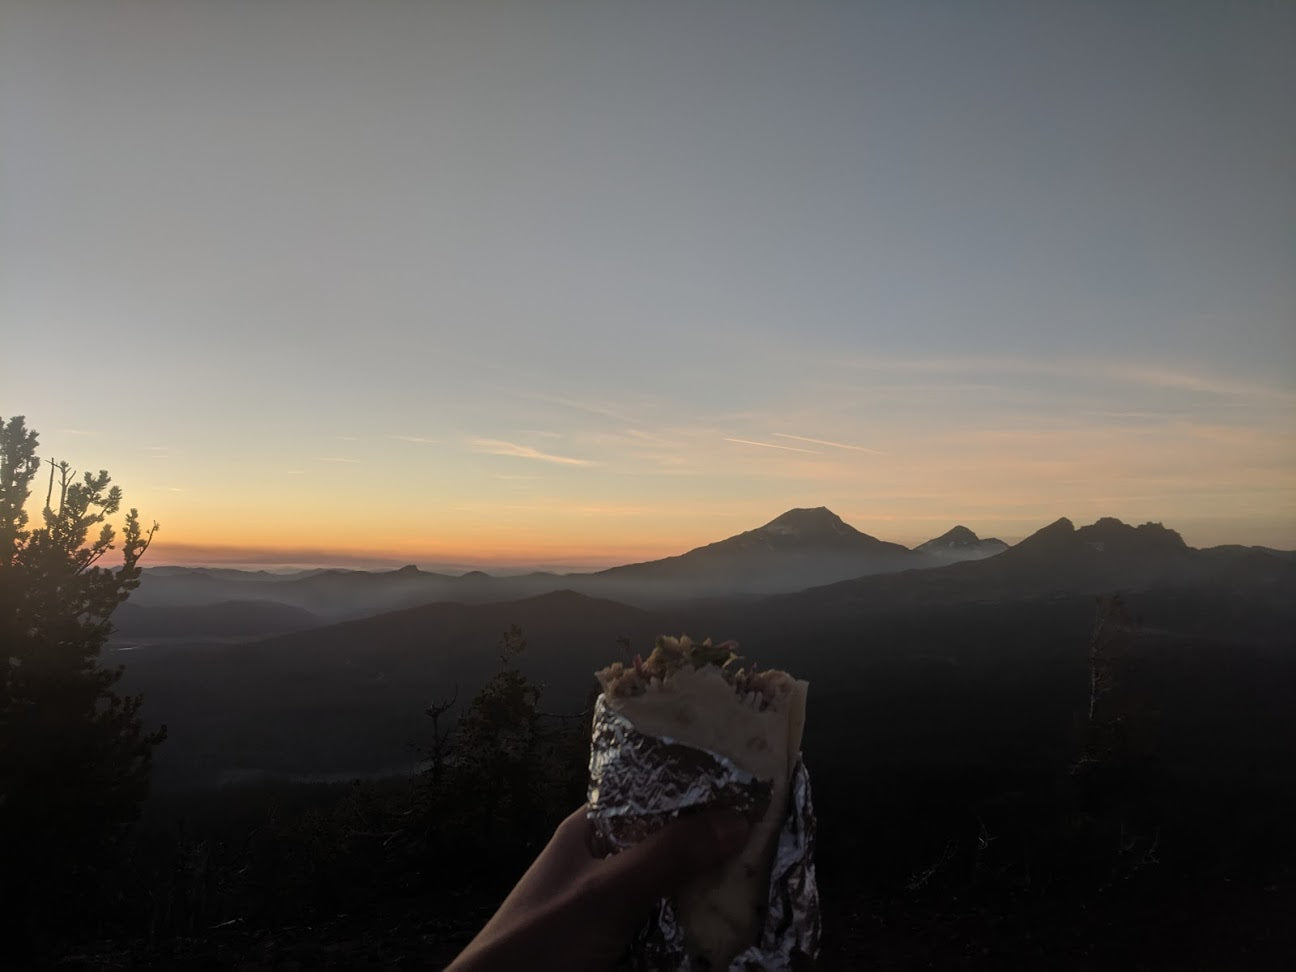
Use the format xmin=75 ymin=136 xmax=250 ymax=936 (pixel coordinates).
xmin=3 ymin=0 xmax=1294 ymax=568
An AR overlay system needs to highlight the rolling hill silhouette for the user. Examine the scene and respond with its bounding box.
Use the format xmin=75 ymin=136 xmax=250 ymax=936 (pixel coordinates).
xmin=120 ymin=590 xmax=658 ymax=786
xmin=112 ymin=600 xmax=321 ymax=641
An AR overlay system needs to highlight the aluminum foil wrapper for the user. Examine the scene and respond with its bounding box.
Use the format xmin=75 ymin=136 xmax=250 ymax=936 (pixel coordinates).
xmin=587 ymin=694 xmax=820 ymax=970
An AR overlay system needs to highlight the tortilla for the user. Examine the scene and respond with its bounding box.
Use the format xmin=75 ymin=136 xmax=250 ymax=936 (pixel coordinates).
xmin=596 ymin=637 xmax=808 ymax=968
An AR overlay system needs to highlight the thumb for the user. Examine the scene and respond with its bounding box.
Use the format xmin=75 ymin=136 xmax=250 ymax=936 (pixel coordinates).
xmin=599 ymin=809 xmax=751 ymax=912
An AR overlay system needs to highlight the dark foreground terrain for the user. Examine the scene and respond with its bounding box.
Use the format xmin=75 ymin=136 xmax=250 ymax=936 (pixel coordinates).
xmin=35 ymin=520 xmax=1296 ymax=968
xmin=56 ymin=879 xmax=1296 ymax=970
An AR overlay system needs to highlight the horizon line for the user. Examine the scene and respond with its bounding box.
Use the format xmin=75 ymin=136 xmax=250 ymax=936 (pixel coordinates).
xmin=142 ymin=510 xmax=1295 ymax=573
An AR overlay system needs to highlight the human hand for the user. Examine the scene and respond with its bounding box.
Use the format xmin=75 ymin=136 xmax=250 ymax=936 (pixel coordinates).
xmin=446 ymin=805 xmax=751 ymax=972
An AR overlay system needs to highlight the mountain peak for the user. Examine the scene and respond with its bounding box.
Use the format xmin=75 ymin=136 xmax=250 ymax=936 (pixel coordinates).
xmin=1008 ymin=516 xmax=1190 ymax=562
xmin=941 ymin=525 xmax=979 ymax=545
xmin=1075 ymin=518 xmax=1188 ymax=554
xmin=761 ymin=507 xmax=855 ymax=538
xmin=592 ymin=506 xmax=917 ymax=595
xmin=915 ymin=525 xmax=1009 ymax=561
xmin=1002 ymin=518 xmax=1077 ymax=561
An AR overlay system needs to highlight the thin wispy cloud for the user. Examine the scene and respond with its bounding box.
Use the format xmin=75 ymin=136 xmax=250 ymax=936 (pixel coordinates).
xmin=316 ymin=456 xmax=360 ymax=464
xmin=1104 ymin=364 xmax=1296 ymax=404
xmin=723 ymin=437 xmax=819 ymax=454
xmin=386 ymin=434 xmax=437 ymax=444
xmin=835 ymin=355 xmax=1296 ymax=405
xmin=450 ymin=500 xmax=650 ymax=517
xmin=832 ymin=354 xmax=1036 ymax=376
xmin=450 ymin=502 xmax=550 ymax=513
xmin=589 ymin=429 xmax=681 ymax=454
xmin=1079 ymin=409 xmax=1184 ymax=421
xmin=622 ymin=428 xmax=669 ymax=443
xmin=772 ymin=432 xmax=884 ymax=454
xmin=471 ymin=438 xmax=594 ymax=466
xmin=515 ymin=391 xmax=637 ymax=423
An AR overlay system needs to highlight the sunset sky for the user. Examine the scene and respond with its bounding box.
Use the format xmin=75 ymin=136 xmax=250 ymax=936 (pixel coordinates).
xmin=4 ymin=1 xmax=1294 ymax=568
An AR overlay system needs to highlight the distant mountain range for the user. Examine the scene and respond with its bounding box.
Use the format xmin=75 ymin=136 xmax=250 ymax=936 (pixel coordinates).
xmin=116 ymin=512 xmax=1296 ymax=789
xmin=126 ymin=508 xmax=1015 ymax=626
xmin=752 ymin=515 xmax=1296 ymax=626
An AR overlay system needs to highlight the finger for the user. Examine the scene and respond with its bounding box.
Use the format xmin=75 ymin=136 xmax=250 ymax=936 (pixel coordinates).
xmin=599 ymin=808 xmax=751 ymax=911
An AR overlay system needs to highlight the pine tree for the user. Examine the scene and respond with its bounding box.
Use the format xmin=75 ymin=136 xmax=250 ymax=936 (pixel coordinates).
xmin=420 ymin=625 xmax=589 ymax=863
xmin=0 ymin=415 xmax=167 ymax=948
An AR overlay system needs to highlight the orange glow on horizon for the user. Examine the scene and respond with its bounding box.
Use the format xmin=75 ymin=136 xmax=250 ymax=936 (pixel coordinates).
xmin=142 ymin=508 xmax=1296 ymax=571
xmin=147 ymin=536 xmax=700 ymax=570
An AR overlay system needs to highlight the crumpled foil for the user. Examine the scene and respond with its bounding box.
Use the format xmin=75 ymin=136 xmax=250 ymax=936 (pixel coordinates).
xmin=587 ymin=694 xmax=820 ymax=970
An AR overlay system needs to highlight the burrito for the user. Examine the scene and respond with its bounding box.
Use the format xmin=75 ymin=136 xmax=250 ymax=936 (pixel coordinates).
xmin=595 ymin=636 xmax=809 ymax=968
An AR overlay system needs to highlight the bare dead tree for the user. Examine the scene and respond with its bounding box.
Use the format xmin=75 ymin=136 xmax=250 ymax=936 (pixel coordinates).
xmin=1088 ymin=594 xmax=1133 ymax=723
xmin=905 ymin=838 xmax=959 ymax=893
xmin=1075 ymin=594 xmax=1138 ymax=775
xmin=423 ymin=687 xmax=458 ymax=791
